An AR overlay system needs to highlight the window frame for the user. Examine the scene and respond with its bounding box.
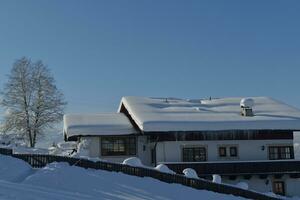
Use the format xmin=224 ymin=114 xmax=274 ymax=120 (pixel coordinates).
xmin=268 ymin=146 xmax=294 ymax=160
xmin=218 ymin=147 xmax=227 ymax=157
xmin=182 ymin=146 xmax=207 ymax=162
xmin=101 ymin=136 xmax=136 ymax=156
xmin=218 ymin=145 xmax=239 ymax=159
xmin=229 ymin=146 xmax=238 ymax=157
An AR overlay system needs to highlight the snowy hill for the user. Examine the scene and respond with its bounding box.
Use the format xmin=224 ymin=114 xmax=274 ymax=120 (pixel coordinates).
xmin=0 ymin=155 xmax=245 ymax=200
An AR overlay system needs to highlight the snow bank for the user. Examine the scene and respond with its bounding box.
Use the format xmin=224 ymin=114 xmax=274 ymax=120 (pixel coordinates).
xmin=183 ymin=168 xmax=199 ymax=179
xmin=155 ymin=164 xmax=175 ymax=174
xmin=22 ymin=161 xmax=243 ymax=200
xmin=48 ymin=146 xmax=64 ymax=155
xmin=75 ymin=138 xmax=90 ymax=157
xmin=235 ymin=182 xmax=248 ymax=190
xmin=48 ymin=141 xmax=78 ymax=156
xmin=0 ymin=155 xmax=32 ymax=182
xmin=13 ymin=146 xmax=49 ymax=154
xmin=212 ymin=174 xmax=222 ymax=184
xmin=122 ymin=157 xmax=143 ymax=167
xmin=57 ymin=141 xmax=77 ymax=150
xmin=0 ymin=133 xmax=26 ymax=147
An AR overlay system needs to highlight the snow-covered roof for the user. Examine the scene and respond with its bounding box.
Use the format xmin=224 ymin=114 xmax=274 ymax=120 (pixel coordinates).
xmin=63 ymin=113 xmax=137 ymax=139
xmin=119 ymin=96 xmax=300 ymax=132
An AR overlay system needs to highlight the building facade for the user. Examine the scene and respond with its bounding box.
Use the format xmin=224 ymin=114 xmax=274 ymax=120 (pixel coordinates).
xmin=64 ymin=96 xmax=300 ymax=197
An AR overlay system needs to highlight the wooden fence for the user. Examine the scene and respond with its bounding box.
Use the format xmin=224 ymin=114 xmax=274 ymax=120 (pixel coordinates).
xmin=0 ymin=147 xmax=281 ymax=200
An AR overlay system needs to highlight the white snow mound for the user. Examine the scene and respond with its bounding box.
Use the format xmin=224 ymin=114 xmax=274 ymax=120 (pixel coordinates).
xmin=183 ymin=168 xmax=199 ymax=179
xmin=122 ymin=157 xmax=143 ymax=167
xmin=155 ymin=164 xmax=175 ymax=174
xmin=212 ymin=174 xmax=222 ymax=184
xmin=57 ymin=141 xmax=77 ymax=150
xmin=0 ymin=155 xmax=32 ymax=182
xmin=21 ymin=161 xmax=245 ymax=200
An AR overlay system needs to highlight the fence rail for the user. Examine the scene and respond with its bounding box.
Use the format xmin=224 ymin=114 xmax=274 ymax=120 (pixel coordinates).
xmin=0 ymin=147 xmax=281 ymax=200
xmin=164 ymin=160 xmax=300 ymax=177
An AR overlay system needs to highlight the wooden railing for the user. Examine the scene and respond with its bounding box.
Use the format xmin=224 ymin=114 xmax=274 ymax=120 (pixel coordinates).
xmin=0 ymin=147 xmax=281 ymax=200
xmin=164 ymin=160 xmax=300 ymax=177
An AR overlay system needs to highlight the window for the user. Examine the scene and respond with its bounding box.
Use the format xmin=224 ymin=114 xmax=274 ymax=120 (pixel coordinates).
xmin=269 ymin=146 xmax=294 ymax=160
xmin=218 ymin=146 xmax=238 ymax=158
xmin=101 ymin=136 xmax=136 ymax=156
xmin=230 ymin=147 xmax=238 ymax=157
xmin=219 ymin=147 xmax=227 ymax=157
xmin=182 ymin=147 xmax=207 ymax=162
xmin=273 ymin=181 xmax=285 ymax=195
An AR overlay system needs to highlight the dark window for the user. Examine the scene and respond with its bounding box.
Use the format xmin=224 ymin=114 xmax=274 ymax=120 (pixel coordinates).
xmin=101 ymin=136 xmax=136 ymax=156
xmin=219 ymin=147 xmax=227 ymax=157
xmin=273 ymin=181 xmax=285 ymax=195
xmin=230 ymin=147 xmax=238 ymax=157
xmin=182 ymin=147 xmax=207 ymax=162
xmin=269 ymin=146 xmax=294 ymax=160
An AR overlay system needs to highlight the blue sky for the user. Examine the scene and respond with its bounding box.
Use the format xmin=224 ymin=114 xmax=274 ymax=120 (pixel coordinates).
xmin=0 ymin=0 xmax=300 ymax=114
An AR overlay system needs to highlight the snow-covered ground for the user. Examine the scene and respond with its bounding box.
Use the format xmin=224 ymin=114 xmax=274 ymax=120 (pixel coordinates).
xmin=0 ymin=155 xmax=246 ymax=200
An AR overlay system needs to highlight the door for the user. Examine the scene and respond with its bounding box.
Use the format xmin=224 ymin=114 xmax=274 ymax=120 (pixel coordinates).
xmin=273 ymin=181 xmax=285 ymax=196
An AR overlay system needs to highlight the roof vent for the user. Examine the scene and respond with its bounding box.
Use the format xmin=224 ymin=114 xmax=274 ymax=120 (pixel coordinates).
xmin=240 ymin=98 xmax=254 ymax=117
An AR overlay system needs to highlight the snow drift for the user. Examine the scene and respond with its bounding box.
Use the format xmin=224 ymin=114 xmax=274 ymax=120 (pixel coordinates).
xmin=0 ymin=155 xmax=32 ymax=182
xmin=0 ymin=155 xmax=245 ymax=200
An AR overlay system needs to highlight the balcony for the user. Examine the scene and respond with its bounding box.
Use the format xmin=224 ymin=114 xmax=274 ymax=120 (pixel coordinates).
xmin=164 ymin=160 xmax=300 ymax=178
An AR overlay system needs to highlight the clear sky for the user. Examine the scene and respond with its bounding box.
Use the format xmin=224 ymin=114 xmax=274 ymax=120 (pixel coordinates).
xmin=0 ymin=0 xmax=300 ymax=115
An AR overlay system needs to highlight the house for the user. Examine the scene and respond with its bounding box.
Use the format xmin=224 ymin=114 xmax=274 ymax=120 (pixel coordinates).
xmin=64 ymin=96 xmax=300 ymax=197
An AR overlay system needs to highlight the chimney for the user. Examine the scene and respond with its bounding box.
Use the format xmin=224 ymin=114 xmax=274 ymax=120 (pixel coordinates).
xmin=240 ymin=98 xmax=254 ymax=117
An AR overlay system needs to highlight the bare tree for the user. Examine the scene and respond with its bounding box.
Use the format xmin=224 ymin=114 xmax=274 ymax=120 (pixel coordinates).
xmin=1 ymin=57 xmax=66 ymax=147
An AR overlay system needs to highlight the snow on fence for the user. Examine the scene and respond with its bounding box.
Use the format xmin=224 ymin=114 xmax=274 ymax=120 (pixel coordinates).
xmin=0 ymin=147 xmax=280 ymax=200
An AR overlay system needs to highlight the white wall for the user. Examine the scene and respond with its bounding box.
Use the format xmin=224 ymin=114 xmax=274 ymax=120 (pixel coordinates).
xmin=154 ymin=139 xmax=294 ymax=163
xmin=224 ymin=175 xmax=300 ymax=197
xmin=87 ymin=137 xmax=100 ymax=158
xmin=137 ymin=136 xmax=151 ymax=165
xmin=285 ymin=177 xmax=300 ymax=197
xmin=86 ymin=136 xmax=294 ymax=164
xmin=294 ymin=131 xmax=300 ymax=159
xmin=85 ymin=136 xmax=151 ymax=165
xmin=223 ymin=176 xmax=272 ymax=194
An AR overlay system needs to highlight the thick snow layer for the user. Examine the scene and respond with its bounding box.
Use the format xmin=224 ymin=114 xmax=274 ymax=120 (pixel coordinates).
xmin=212 ymin=174 xmax=222 ymax=184
xmin=0 ymin=155 xmax=246 ymax=200
xmin=64 ymin=113 xmax=137 ymax=138
xmin=183 ymin=168 xmax=199 ymax=179
xmin=0 ymin=155 xmax=33 ymax=182
xmin=119 ymin=96 xmax=300 ymax=132
xmin=13 ymin=146 xmax=49 ymax=154
xmin=57 ymin=141 xmax=77 ymax=150
xmin=240 ymin=98 xmax=254 ymax=108
xmin=122 ymin=157 xmax=144 ymax=167
xmin=75 ymin=138 xmax=91 ymax=157
xmin=155 ymin=164 xmax=175 ymax=174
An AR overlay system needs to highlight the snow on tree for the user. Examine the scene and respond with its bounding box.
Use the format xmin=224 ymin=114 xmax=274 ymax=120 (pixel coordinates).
xmin=0 ymin=57 xmax=66 ymax=147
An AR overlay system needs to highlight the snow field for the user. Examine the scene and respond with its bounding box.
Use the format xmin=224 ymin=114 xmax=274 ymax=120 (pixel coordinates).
xmin=0 ymin=155 xmax=245 ymax=200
